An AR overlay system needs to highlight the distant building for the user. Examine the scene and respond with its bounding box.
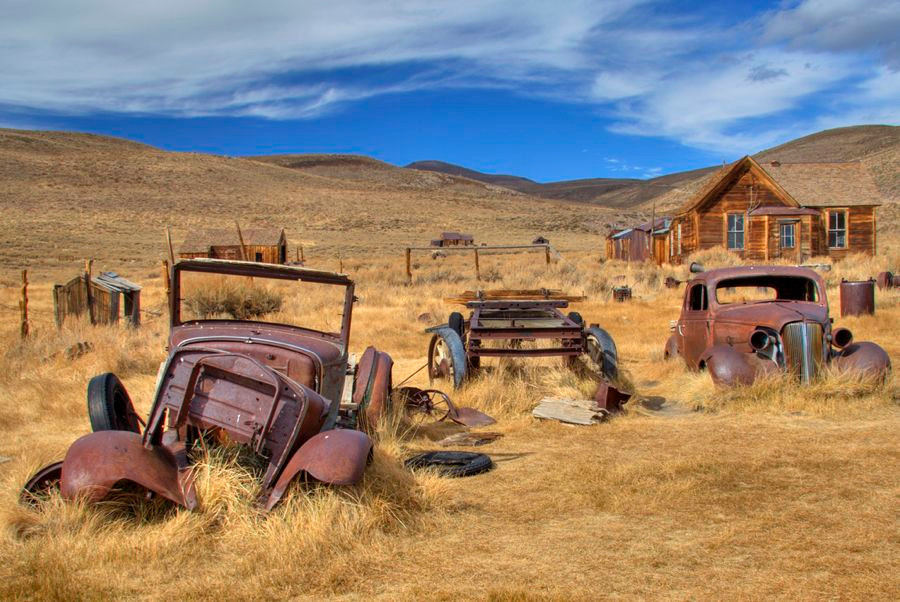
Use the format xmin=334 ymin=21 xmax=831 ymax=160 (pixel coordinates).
xmin=178 ymin=228 xmax=287 ymax=264
xmin=606 ymin=218 xmax=671 ymax=264
xmin=532 ymin=236 xmax=550 ymax=245
xmin=430 ymin=232 xmax=475 ymax=247
xmin=658 ymin=156 xmax=881 ymax=264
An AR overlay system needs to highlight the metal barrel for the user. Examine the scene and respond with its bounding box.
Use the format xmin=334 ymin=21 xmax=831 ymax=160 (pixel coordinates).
xmin=840 ymin=279 xmax=875 ymax=317
xmin=893 ymin=275 xmax=900 ymax=288
xmin=875 ymin=271 xmax=893 ymax=290
xmin=612 ymin=286 xmax=632 ymax=302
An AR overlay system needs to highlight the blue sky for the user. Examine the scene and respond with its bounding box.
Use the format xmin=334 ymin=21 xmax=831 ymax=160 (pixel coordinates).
xmin=1 ymin=0 xmax=897 ymax=182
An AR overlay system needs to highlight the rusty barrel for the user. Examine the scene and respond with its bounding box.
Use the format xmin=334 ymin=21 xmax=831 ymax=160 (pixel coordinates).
xmin=876 ymin=271 xmax=893 ymax=290
xmin=893 ymin=275 xmax=900 ymax=288
xmin=612 ymin=286 xmax=632 ymax=302
xmin=840 ymin=279 xmax=875 ymax=317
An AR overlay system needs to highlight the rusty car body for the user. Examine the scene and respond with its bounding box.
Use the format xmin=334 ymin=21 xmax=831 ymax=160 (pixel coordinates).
xmin=664 ymin=265 xmax=890 ymax=386
xmin=22 ymin=259 xmax=394 ymax=511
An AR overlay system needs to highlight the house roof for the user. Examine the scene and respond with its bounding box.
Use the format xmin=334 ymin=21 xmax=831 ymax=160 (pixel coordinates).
xmin=671 ymin=156 xmax=883 ymax=216
xmin=178 ymin=228 xmax=285 ymax=253
xmin=440 ymin=231 xmax=474 ymax=240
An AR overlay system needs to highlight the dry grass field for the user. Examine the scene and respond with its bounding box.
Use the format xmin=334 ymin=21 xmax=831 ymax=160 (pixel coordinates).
xmin=0 ymin=128 xmax=898 ymax=600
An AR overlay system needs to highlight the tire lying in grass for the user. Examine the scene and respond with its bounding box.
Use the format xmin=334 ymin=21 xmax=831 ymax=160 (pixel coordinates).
xmin=87 ymin=372 xmax=141 ymax=433
xmin=405 ymin=451 xmax=493 ymax=477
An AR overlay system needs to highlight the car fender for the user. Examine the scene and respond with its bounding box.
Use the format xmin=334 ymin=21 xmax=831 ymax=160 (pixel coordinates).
xmin=833 ymin=341 xmax=891 ymax=381
xmin=353 ymin=346 xmax=394 ymax=432
xmin=263 ymin=429 xmax=372 ymax=511
xmin=701 ymin=344 xmax=757 ymax=387
xmin=664 ymin=334 xmax=679 ymax=360
xmin=59 ymin=430 xmax=197 ymax=509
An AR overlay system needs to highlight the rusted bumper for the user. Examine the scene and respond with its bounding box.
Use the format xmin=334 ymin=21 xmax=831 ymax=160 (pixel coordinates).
xmin=702 ymin=344 xmax=778 ymax=387
xmin=59 ymin=430 xmax=197 ymax=509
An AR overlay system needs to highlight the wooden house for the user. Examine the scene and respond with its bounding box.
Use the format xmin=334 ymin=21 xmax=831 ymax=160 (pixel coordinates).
xmin=54 ymin=271 xmax=141 ymax=327
xmin=662 ymin=157 xmax=881 ymax=264
xmin=430 ymin=232 xmax=475 ymax=247
xmin=178 ymin=228 xmax=287 ymax=264
xmin=606 ymin=218 xmax=672 ymax=264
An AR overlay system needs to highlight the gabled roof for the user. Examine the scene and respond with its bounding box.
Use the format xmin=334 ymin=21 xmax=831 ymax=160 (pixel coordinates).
xmin=672 ymin=156 xmax=884 ymax=216
xmin=440 ymin=231 xmax=474 ymax=241
xmin=178 ymin=228 xmax=285 ymax=253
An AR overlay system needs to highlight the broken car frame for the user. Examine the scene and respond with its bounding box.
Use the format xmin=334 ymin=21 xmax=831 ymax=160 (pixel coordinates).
xmin=425 ymin=289 xmax=627 ymax=410
xmin=664 ymin=265 xmax=891 ymax=386
xmin=22 ymin=259 xmax=396 ymax=511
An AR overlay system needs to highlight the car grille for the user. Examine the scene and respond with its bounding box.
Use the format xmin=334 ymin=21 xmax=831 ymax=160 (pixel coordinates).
xmin=781 ymin=322 xmax=824 ymax=383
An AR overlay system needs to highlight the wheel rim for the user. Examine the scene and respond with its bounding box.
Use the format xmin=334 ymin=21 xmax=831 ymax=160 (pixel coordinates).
xmin=432 ymin=337 xmax=455 ymax=380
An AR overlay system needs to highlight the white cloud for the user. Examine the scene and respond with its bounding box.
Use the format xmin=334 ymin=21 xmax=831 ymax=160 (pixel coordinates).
xmin=0 ymin=0 xmax=897 ymax=155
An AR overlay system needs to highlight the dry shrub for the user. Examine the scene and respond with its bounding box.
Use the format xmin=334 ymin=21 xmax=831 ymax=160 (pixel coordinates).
xmin=185 ymin=282 xmax=283 ymax=320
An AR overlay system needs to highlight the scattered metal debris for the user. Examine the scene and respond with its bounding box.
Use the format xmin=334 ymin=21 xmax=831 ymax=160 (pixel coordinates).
xmin=23 ymin=260 xmax=397 ymax=513
xmin=612 ymin=286 xmax=632 ymax=302
xmin=405 ymin=451 xmax=493 ymax=477
xmin=594 ymin=381 xmax=632 ymax=412
xmin=664 ymin=277 xmax=681 ymax=289
xmin=664 ymin=266 xmax=890 ymax=386
xmin=425 ymin=289 xmax=618 ymax=389
xmin=417 ymin=312 xmax=435 ymax=323
xmin=395 ymin=386 xmax=496 ymax=427
xmin=437 ymin=431 xmax=503 ymax=447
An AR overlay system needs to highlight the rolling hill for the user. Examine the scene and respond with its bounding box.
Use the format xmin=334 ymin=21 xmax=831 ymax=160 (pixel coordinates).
xmin=406 ymin=125 xmax=900 ymax=210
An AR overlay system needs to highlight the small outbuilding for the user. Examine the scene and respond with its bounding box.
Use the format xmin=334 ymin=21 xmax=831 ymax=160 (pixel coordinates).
xmin=606 ymin=218 xmax=671 ymax=264
xmin=178 ymin=228 xmax=287 ymax=264
xmin=54 ymin=271 xmax=142 ymax=327
xmin=431 ymin=232 xmax=475 ymax=247
xmin=532 ymin=236 xmax=550 ymax=245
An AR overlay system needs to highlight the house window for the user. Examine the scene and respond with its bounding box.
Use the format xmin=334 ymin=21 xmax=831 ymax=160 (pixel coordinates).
xmin=255 ymin=252 xmax=263 ymax=262
xmin=828 ymin=211 xmax=847 ymax=248
xmin=727 ymin=214 xmax=745 ymax=250
xmin=780 ymin=223 xmax=795 ymax=248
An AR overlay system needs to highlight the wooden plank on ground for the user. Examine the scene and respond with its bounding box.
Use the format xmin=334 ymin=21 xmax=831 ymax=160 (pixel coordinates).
xmin=532 ymin=398 xmax=607 ymax=425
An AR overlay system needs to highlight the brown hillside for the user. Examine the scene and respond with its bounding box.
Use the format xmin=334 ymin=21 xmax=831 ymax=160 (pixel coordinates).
xmin=0 ymin=129 xmax=614 ymax=282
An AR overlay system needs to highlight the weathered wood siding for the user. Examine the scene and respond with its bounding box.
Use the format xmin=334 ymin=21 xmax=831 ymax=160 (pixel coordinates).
xmin=819 ymin=206 xmax=876 ymax=259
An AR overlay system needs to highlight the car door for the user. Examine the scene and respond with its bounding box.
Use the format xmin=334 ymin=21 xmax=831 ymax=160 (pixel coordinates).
xmin=680 ymin=283 xmax=711 ymax=368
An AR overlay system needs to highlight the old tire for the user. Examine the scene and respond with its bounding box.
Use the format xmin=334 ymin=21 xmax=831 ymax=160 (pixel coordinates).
xmin=448 ymin=311 xmax=466 ymax=338
xmin=428 ymin=328 xmax=468 ymax=389
xmin=584 ymin=327 xmax=618 ymax=379
xmin=20 ymin=461 xmax=64 ymax=506
xmin=87 ymin=373 xmax=141 ymax=433
xmin=405 ymin=451 xmax=493 ymax=477
xmin=567 ymin=311 xmax=584 ymax=326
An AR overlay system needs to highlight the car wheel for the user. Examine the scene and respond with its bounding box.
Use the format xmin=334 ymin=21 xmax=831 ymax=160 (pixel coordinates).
xmin=584 ymin=327 xmax=618 ymax=379
xmin=427 ymin=328 xmax=468 ymax=389
xmin=87 ymin=373 xmax=141 ymax=433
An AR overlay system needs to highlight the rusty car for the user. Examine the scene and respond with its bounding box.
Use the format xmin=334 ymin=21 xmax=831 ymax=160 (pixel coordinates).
xmin=664 ymin=265 xmax=890 ymax=386
xmin=22 ymin=259 xmax=394 ymax=511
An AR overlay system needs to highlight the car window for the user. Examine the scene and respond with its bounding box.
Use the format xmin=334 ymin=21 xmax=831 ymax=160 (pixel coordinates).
xmin=178 ymin=271 xmax=348 ymax=334
xmin=715 ymin=276 xmax=819 ymax=304
xmin=687 ymin=284 xmax=708 ymax=311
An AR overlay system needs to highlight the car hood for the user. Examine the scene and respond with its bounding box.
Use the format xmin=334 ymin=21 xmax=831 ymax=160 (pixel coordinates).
xmin=713 ymin=302 xmax=828 ymax=331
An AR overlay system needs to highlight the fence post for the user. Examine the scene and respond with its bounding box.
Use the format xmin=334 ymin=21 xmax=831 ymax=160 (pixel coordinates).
xmin=84 ymin=259 xmax=95 ymax=325
xmin=545 ymin=245 xmax=551 ymax=265
xmin=405 ymin=248 xmax=412 ymax=284
xmin=19 ymin=269 xmax=29 ymax=339
xmin=161 ymin=260 xmax=170 ymax=319
xmin=474 ymin=248 xmax=481 ymax=281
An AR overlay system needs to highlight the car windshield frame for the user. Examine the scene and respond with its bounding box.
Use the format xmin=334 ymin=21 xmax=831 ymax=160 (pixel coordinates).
xmin=171 ymin=260 xmax=355 ymax=345
xmin=712 ymin=275 xmax=823 ymax=307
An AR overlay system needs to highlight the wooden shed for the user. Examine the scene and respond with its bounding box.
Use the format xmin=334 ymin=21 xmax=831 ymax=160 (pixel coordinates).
xmin=662 ymin=156 xmax=881 ymax=264
xmin=178 ymin=228 xmax=287 ymax=264
xmin=605 ymin=218 xmax=671 ymax=264
xmin=54 ymin=271 xmax=141 ymax=327
xmin=431 ymin=232 xmax=475 ymax=247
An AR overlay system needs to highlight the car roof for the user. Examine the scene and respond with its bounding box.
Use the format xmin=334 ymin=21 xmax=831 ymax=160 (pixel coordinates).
xmin=690 ymin=265 xmax=825 ymax=288
xmin=174 ymin=258 xmax=352 ymax=286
